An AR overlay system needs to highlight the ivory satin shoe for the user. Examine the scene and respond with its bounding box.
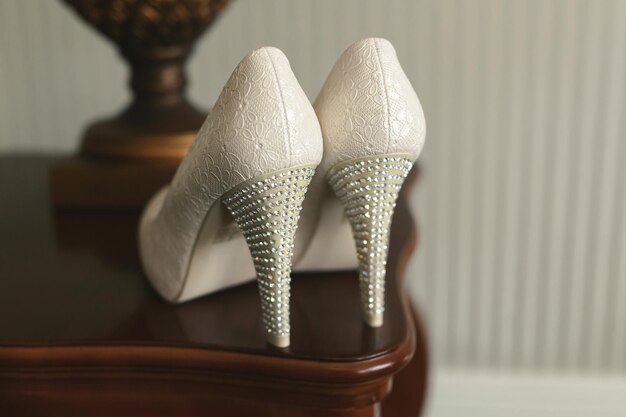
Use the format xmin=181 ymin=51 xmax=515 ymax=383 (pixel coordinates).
xmin=139 ymin=47 xmax=323 ymax=348
xmin=296 ymin=38 xmax=426 ymax=327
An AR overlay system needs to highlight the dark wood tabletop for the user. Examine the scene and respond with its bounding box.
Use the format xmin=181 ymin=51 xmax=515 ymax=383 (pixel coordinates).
xmin=0 ymin=156 xmax=427 ymax=417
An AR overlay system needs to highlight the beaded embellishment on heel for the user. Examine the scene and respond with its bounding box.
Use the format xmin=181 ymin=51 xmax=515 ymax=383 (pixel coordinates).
xmin=222 ymin=165 xmax=316 ymax=347
xmin=327 ymin=155 xmax=413 ymax=327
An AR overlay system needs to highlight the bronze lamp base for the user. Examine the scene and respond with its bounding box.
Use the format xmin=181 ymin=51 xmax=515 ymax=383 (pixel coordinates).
xmin=50 ymin=0 xmax=232 ymax=208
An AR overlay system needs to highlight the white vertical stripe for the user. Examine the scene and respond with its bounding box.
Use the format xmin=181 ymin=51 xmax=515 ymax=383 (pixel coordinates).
xmin=426 ymin=0 xmax=452 ymax=365
xmin=563 ymin=0 xmax=604 ymax=370
xmin=498 ymin=0 xmax=528 ymax=368
xmin=540 ymin=0 xmax=580 ymax=370
xmin=411 ymin=0 xmax=437 ymax=335
xmin=607 ymin=0 xmax=626 ymax=374
xmin=449 ymin=0 xmax=471 ymax=366
xmin=583 ymin=0 xmax=618 ymax=371
xmin=475 ymin=0 xmax=503 ymax=367
xmin=0 ymin=1 xmax=11 ymax=146
xmin=518 ymin=0 xmax=552 ymax=368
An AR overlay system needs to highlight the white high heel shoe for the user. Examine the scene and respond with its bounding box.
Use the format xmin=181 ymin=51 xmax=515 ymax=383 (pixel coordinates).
xmin=139 ymin=47 xmax=323 ymax=347
xmin=296 ymin=38 xmax=426 ymax=327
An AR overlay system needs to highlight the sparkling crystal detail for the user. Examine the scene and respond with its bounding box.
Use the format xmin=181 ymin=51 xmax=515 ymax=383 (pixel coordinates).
xmin=327 ymin=156 xmax=413 ymax=324
xmin=223 ymin=166 xmax=316 ymax=342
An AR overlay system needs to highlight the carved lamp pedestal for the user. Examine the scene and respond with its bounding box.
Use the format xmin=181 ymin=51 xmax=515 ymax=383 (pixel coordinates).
xmin=81 ymin=44 xmax=205 ymax=160
xmin=50 ymin=0 xmax=232 ymax=208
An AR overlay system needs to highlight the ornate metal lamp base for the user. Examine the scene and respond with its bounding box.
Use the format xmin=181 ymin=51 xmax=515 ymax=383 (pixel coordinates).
xmin=50 ymin=0 xmax=232 ymax=208
xmin=79 ymin=44 xmax=208 ymax=160
xmin=79 ymin=91 xmax=205 ymax=160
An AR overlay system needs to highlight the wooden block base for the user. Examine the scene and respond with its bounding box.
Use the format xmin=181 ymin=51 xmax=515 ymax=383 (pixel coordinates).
xmin=48 ymin=157 xmax=180 ymax=209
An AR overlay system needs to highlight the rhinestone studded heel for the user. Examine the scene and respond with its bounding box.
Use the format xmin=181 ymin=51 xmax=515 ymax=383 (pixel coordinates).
xmin=222 ymin=165 xmax=316 ymax=347
xmin=327 ymin=154 xmax=414 ymax=327
xmin=139 ymin=47 xmax=323 ymax=346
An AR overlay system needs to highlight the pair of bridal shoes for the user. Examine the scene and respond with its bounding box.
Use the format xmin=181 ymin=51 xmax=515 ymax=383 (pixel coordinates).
xmin=139 ymin=38 xmax=426 ymax=347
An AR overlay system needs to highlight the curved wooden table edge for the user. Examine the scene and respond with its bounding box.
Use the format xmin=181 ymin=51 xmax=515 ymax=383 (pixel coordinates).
xmin=0 ymin=335 xmax=414 ymax=386
xmin=0 ymin=289 xmax=415 ymax=386
xmin=0 ymin=170 xmax=421 ymax=398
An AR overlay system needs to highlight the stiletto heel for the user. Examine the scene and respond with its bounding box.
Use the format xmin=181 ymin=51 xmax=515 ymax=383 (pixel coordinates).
xmin=222 ymin=166 xmax=316 ymax=347
xmin=139 ymin=46 xmax=323 ymax=348
xmin=327 ymin=155 xmax=413 ymax=327
xmin=298 ymin=37 xmax=425 ymax=326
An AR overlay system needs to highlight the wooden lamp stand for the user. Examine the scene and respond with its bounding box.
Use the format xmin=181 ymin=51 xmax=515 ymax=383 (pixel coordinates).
xmin=49 ymin=0 xmax=232 ymax=208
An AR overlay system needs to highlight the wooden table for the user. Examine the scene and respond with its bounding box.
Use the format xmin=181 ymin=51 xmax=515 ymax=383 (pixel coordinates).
xmin=0 ymin=156 xmax=428 ymax=416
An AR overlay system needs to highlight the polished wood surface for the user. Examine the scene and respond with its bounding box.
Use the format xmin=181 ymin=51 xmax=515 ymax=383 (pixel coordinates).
xmin=49 ymin=157 xmax=181 ymax=208
xmin=0 ymin=156 xmax=427 ymax=416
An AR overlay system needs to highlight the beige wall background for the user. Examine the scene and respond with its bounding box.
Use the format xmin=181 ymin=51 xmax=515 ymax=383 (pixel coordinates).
xmin=1 ymin=0 xmax=625 ymax=373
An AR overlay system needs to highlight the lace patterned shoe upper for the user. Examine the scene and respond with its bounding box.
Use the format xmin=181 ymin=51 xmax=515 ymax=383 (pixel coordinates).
xmin=314 ymin=38 xmax=425 ymax=172
xmin=140 ymin=47 xmax=323 ymax=303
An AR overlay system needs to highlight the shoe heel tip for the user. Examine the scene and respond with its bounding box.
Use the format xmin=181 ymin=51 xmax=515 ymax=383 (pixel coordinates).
xmin=267 ymin=334 xmax=290 ymax=348
xmin=365 ymin=313 xmax=384 ymax=327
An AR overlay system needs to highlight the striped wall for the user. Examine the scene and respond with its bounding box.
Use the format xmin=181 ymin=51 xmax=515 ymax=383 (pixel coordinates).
xmin=1 ymin=0 xmax=625 ymax=373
